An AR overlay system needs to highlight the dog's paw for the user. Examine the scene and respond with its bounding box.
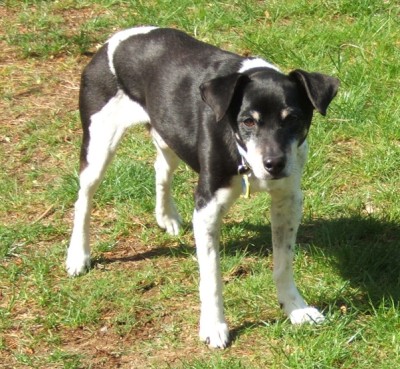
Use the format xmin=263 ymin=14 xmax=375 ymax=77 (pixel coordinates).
xmin=289 ymin=307 xmax=325 ymax=325
xmin=156 ymin=209 xmax=182 ymax=236
xmin=199 ymin=321 xmax=230 ymax=349
xmin=66 ymin=250 xmax=90 ymax=276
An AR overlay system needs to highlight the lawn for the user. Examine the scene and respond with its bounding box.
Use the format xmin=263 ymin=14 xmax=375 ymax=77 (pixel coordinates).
xmin=0 ymin=0 xmax=399 ymax=368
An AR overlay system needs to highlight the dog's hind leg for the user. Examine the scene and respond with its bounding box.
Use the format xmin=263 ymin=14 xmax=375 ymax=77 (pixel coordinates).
xmin=66 ymin=89 xmax=150 ymax=276
xmin=151 ymin=129 xmax=182 ymax=236
xmin=270 ymin=183 xmax=324 ymax=324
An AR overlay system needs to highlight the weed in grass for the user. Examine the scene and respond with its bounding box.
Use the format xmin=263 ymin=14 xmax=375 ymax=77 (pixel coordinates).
xmin=48 ymin=349 xmax=84 ymax=369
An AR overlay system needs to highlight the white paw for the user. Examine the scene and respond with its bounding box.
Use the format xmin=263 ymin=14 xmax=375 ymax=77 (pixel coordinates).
xmin=156 ymin=209 xmax=182 ymax=236
xmin=289 ymin=307 xmax=325 ymax=325
xmin=66 ymin=249 xmax=90 ymax=276
xmin=199 ymin=321 xmax=230 ymax=349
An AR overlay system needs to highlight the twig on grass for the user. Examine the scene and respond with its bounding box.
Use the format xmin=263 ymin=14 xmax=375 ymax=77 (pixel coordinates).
xmin=31 ymin=205 xmax=55 ymax=224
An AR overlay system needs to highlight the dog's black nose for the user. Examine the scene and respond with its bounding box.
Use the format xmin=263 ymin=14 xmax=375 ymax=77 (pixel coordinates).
xmin=264 ymin=156 xmax=286 ymax=176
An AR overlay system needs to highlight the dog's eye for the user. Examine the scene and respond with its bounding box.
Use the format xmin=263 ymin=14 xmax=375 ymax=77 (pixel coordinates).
xmin=242 ymin=118 xmax=256 ymax=128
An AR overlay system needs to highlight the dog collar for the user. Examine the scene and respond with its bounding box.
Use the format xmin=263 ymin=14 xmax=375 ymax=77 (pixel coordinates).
xmin=237 ymin=144 xmax=251 ymax=175
xmin=236 ymin=135 xmax=251 ymax=175
xmin=236 ymin=136 xmax=252 ymax=198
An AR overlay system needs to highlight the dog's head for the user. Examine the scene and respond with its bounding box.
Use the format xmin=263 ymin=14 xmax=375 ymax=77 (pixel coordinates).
xmin=200 ymin=68 xmax=339 ymax=180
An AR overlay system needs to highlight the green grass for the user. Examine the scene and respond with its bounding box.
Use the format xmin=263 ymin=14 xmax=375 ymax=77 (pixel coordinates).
xmin=1 ymin=0 xmax=400 ymax=368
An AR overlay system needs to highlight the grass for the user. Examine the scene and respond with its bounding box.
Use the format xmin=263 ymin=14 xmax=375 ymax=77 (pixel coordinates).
xmin=1 ymin=0 xmax=399 ymax=368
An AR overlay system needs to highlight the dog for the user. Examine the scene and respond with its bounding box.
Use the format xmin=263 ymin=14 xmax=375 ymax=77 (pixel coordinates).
xmin=66 ymin=26 xmax=339 ymax=348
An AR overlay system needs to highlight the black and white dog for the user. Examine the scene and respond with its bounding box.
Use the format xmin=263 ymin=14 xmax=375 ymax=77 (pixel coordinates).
xmin=66 ymin=27 xmax=339 ymax=348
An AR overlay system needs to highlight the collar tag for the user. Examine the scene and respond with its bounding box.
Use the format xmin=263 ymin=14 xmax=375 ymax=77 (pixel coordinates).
xmin=241 ymin=174 xmax=251 ymax=199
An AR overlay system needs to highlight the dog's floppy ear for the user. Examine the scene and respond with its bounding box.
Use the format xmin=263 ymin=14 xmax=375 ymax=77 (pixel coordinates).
xmin=200 ymin=73 xmax=249 ymax=122
xmin=289 ymin=70 xmax=339 ymax=116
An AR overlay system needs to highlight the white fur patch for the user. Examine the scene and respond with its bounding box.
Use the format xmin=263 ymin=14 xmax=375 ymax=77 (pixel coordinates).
xmin=290 ymin=307 xmax=325 ymax=324
xmin=239 ymin=58 xmax=280 ymax=73
xmin=66 ymin=90 xmax=150 ymax=276
xmin=193 ymin=183 xmax=241 ymax=348
xmin=244 ymin=138 xmax=308 ymax=182
xmin=152 ymin=129 xmax=182 ymax=235
xmin=87 ymin=90 xmax=150 ymax=164
xmin=245 ymin=138 xmax=268 ymax=180
xmin=268 ymin=176 xmax=325 ymax=324
xmin=107 ymin=26 xmax=158 ymax=75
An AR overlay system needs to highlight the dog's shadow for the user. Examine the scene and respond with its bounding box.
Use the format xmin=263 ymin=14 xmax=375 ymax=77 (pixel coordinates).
xmin=95 ymin=214 xmax=399 ymax=344
xmin=224 ymin=215 xmax=400 ymax=307
xmin=301 ymin=216 xmax=400 ymax=306
xmin=227 ymin=215 xmax=400 ymax=342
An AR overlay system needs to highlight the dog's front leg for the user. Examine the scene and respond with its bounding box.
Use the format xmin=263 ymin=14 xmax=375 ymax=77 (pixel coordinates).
xmin=193 ymin=200 xmax=229 ymax=349
xmin=271 ymin=185 xmax=324 ymax=324
xmin=193 ymin=184 xmax=240 ymax=348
